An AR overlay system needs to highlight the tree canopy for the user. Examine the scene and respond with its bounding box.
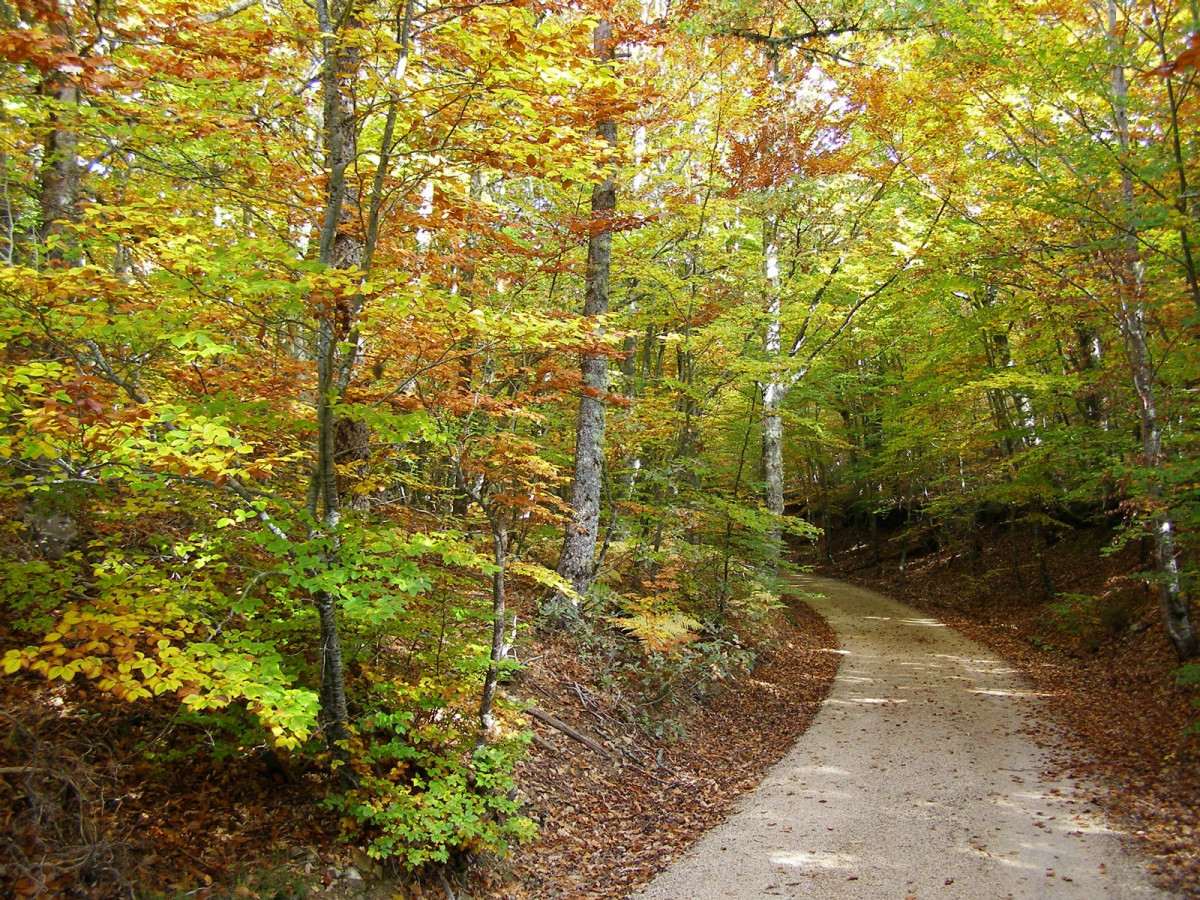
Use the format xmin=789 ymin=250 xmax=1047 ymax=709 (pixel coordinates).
xmin=2 ymin=0 xmax=1199 ymax=885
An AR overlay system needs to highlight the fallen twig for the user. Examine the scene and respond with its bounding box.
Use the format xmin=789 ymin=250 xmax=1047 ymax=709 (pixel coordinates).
xmin=532 ymin=734 xmax=560 ymax=754
xmin=525 ymin=706 xmax=615 ymax=760
xmin=502 ymin=693 xmax=615 ymax=760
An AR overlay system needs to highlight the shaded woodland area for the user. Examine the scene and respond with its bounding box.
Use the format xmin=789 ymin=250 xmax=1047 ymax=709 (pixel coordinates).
xmin=2 ymin=0 xmax=1200 ymax=895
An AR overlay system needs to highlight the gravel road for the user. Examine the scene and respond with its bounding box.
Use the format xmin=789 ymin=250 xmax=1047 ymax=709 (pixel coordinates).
xmin=632 ymin=575 xmax=1173 ymax=900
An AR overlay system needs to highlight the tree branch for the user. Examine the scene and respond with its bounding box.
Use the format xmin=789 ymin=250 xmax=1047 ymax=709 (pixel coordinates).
xmin=198 ymin=0 xmax=260 ymax=25
xmin=722 ymin=22 xmax=914 ymax=50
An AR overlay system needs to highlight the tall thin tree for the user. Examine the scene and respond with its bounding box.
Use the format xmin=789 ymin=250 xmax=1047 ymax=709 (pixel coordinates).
xmin=557 ymin=20 xmax=618 ymax=603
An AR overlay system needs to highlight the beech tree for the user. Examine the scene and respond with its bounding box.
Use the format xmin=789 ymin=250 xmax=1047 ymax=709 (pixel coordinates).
xmin=556 ymin=19 xmax=620 ymax=604
xmin=4 ymin=0 xmax=1200 ymax=889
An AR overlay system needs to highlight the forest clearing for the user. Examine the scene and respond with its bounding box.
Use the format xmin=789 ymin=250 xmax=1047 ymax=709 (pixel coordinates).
xmin=2 ymin=0 xmax=1200 ymax=896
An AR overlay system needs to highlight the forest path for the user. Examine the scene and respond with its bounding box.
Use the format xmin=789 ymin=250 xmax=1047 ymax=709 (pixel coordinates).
xmin=632 ymin=575 xmax=1172 ymax=899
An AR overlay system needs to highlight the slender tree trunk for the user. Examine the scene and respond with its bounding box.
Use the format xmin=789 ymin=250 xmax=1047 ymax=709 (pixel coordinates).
xmin=976 ymin=285 xmax=1032 ymax=454
xmin=1118 ymin=306 xmax=1195 ymax=658
xmin=1109 ymin=1 xmax=1197 ymax=660
xmin=761 ymin=385 xmax=786 ymax=518
xmin=818 ymin=461 xmax=834 ymax=564
xmin=1153 ymin=30 xmax=1200 ymax=312
xmin=760 ymin=216 xmax=786 ymax=569
xmin=557 ymin=20 xmax=617 ymax=602
xmin=1 ymin=152 xmax=15 ymax=265
xmin=1074 ymin=325 xmax=1105 ymax=427
xmin=721 ymin=391 xmax=758 ymax=604
xmin=316 ymin=585 xmax=351 ymax=743
xmin=870 ymin=510 xmax=879 ymax=570
xmin=20 ymin=1 xmax=83 ymax=548
xmin=966 ymin=507 xmax=982 ymax=569
xmin=477 ymin=516 xmax=507 ymax=750
xmin=309 ymin=0 xmax=363 ymax=770
xmin=313 ymin=316 xmax=354 ymax=758
xmin=1032 ymin=515 xmax=1054 ymax=600
xmin=1008 ymin=508 xmax=1028 ymax=601
xmin=38 ymin=3 xmax=80 ymax=266
xmin=616 ymin=331 xmax=641 ymax=500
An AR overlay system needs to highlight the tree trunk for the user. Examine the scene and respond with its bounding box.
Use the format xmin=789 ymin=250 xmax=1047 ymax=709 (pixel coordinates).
xmin=762 ymin=385 xmax=786 ymax=520
xmin=1008 ymin=509 xmax=1028 ymax=601
xmin=38 ymin=2 xmax=80 ymax=266
xmin=760 ymin=216 xmax=785 ymax=568
xmin=721 ymin=391 xmax=758 ymax=604
xmin=975 ymin=285 xmax=1029 ymax=455
xmin=1109 ymin=0 xmax=1197 ymax=661
xmin=1119 ymin=305 xmax=1196 ymax=658
xmin=1152 ymin=22 xmax=1200 ymax=313
xmin=308 ymin=0 xmax=363 ymax=772
xmin=477 ymin=517 xmax=507 ymax=750
xmin=818 ymin=461 xmax=834 ymax=564
xmin=557 ymin=20 xmax=617 ymax=603
xmin=1073 ymin=325 xmax=1105 ymax=427
xmin=1032 ymin=515 xmax=1054 ymax=600
xmin=316 ymin=586 xmax=352 ymax=750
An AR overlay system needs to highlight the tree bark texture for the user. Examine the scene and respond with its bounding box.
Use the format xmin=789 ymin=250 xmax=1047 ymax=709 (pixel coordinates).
xmin=38 ymin=3 xmax=80 ymax=264
xmin=762 ymin=385 xmax=786 ymax=519
xmin=310 ymin=0 xmax=363 ymax=766
xmin=477 ymin=518 xmax=507 ymax=750
xmin=557 ymin=20 xmax=617 ymax=600
xmin=1120 ymin=302 xmax=1197 ymax=659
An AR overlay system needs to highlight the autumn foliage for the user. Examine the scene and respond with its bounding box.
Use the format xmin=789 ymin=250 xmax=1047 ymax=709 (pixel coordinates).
xmin=2 ymin=0 xmax=1200 ymax=895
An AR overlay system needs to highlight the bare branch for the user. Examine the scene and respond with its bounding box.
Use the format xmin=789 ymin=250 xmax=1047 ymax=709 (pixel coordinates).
xmin=198 ymin=0 xmax=260 ymax=25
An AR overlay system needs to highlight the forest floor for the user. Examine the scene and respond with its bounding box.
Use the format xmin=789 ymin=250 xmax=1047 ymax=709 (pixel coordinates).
xmin=465 ymin=594 xmax=839 ymax=900
xmin=6 ymin=516 xmax=1197 ymax=900
xmin=807 ymin=517 xmax=1200 ymax=897
xmin=0 ymin=586 xmax=840 ymax=900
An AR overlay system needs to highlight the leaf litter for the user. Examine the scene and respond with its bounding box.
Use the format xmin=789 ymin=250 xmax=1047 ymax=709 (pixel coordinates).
xmin=0 ymin=590 xmax=839 ymax=900
xmin=470 ymin=595 xmax=840 ymax=900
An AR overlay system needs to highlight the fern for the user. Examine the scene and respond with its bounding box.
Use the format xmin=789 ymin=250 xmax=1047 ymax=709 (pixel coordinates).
xmin=609 ymin=611 xmax=703 ymax=653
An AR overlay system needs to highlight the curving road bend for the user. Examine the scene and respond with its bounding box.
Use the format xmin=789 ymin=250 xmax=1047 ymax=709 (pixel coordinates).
xmin=633 ymin=575 xmax=1173 ymax=900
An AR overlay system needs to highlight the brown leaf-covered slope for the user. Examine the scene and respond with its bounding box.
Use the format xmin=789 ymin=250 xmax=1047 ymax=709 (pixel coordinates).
xmin=0 ymin=675 xmax=335 ymax=899
xmin=1 ymin=593 xmax=838 ymax=899
xmin=811 ymin=521 xmax=1200 ymax=896
xmin=471 ymin=597 xmax=840 ymax=900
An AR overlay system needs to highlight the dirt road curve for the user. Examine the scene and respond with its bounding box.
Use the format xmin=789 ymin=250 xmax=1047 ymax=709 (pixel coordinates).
xmin=633 ymin=575 xmax=1173 ymax=900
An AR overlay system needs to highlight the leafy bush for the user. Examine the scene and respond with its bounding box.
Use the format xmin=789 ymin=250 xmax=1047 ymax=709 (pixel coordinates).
xmin=327 ymin=687 xmax=534 ymax=868
xmin=1048 ymin=590 xmax=1136 ymax=643
xmin=1048 ymin=592 xmax=1100 ymax=634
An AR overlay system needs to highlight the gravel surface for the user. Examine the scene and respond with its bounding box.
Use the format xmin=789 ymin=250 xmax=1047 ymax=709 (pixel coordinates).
xmin=633 ymin=575 xmax=1174 ymax=900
